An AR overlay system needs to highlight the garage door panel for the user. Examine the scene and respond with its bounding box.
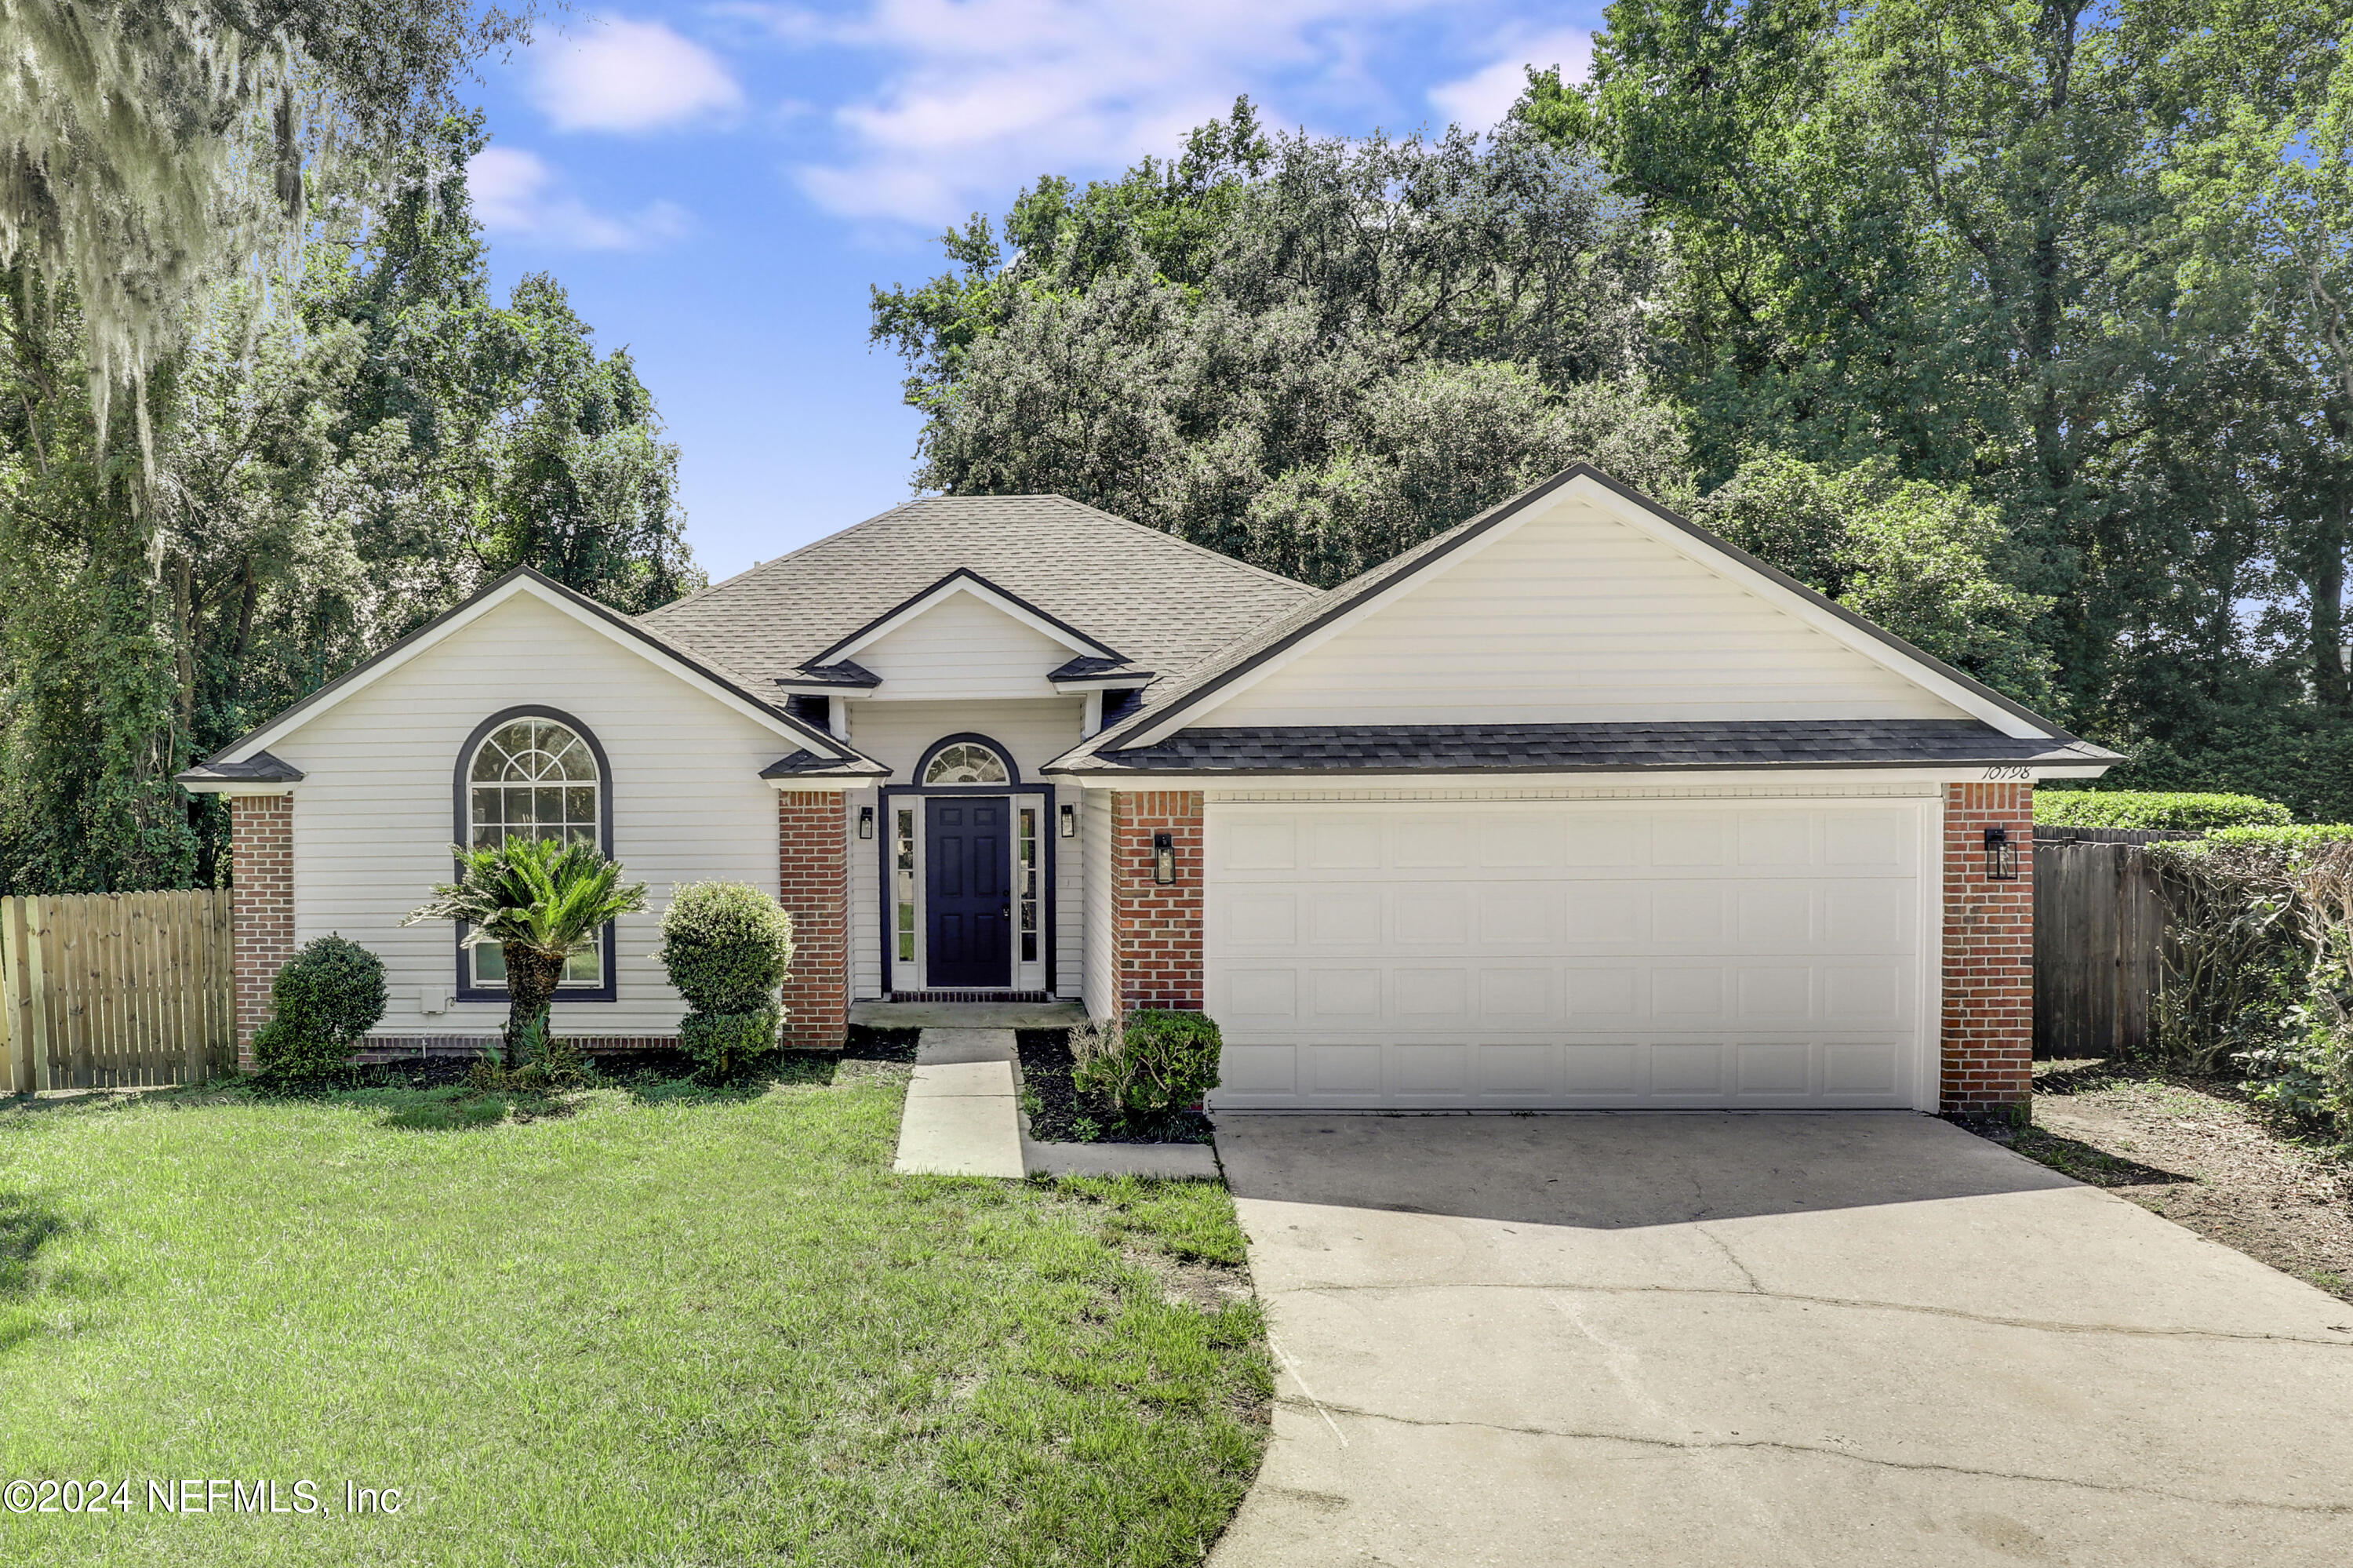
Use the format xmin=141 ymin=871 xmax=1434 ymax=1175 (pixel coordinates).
xmin=1395 ymin=889 xmax=1471 ymax=944
xmin=1206 ymin=802 xmax=1926 ymax=1109
xmin=1478 ymin=967 xmax=1555 ymax=1020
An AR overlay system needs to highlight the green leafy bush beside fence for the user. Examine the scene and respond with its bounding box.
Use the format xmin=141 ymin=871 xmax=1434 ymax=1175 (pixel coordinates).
xmin=253 ymin=934 xmax=386 ymax=1083
xmin=2145 ymin=839 xmax=2353 ymax=1137
xmin=2035 ymin=791 xmax=2290 ymax=831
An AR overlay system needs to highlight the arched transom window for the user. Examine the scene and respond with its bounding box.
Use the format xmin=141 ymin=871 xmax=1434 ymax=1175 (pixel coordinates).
xmin=922 ymin=741 xmax=1009 ymax=785
xmin=469 ymin=718 xmax=600 ymax=849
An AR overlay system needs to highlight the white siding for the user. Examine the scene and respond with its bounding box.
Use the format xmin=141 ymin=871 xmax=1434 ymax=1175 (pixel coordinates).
xmin=846 ymin=697 xmax=1084 ymax=784
xmin=849 ymin=785 xmax=882 ymax=999
xmin=1082 ymin=788 xmax=1115 ymax=1017
xmin=1207 ymin=493 xmax=1969 ymax=727
xmin=277 ymin=591 xmax=789 ymax=1039
xmin=853 ymin=591 xmax=1078 ymax=702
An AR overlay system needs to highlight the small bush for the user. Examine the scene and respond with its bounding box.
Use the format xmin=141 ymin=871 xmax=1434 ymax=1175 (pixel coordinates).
xmin=656 ymin=882 xmax=792 ymax=1077
xmin=657 ymin=882 xmax=794 ymax=1012
xmin=679 ymin=1006 xmax=781 ymax=1077
xmin=2035 ymin=791 xmax=2290 ymax=831
xmin=1074 ymin=1011 xmax=1222 ymax=1115
xmin=253 ymin=934 xmax=386 ymax=1083
xmin=2239 ymin=1021 xmax=2353 ymax=1133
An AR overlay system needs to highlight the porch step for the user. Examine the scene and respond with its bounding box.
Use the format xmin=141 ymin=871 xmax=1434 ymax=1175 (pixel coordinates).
xmin=854 ymin=999 xmax=1086 ymax=1030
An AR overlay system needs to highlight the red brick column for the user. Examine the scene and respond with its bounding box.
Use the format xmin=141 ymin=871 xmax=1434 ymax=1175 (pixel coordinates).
xmin=1941 ymin=782 xmax=2035 ymax=1115
xmin=1110 ymin=790 xmax=1204 ymax=1017
xmin=230 ymin=794 xmax=296 ymax=1069
xmin=777 ymin=791 xmax=849 ymax=1050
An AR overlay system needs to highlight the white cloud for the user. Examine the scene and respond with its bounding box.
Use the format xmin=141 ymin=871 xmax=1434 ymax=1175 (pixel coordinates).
xmin=1427 ymin=27 xmax=1592 ymax=129
xmin=529 ymin=16 xmax=744 ymax=133
xmin=468 ymin=146 xmax=693 ymax=249
xmin=751 ymin=0 xmax=1464 ymax=225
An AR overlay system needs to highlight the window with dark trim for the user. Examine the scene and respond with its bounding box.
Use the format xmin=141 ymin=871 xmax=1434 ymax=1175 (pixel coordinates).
xmin=453 ymin=707 xmax=618 ymax=1002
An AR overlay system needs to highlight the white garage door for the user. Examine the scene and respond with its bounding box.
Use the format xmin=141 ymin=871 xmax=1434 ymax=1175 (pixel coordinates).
xmin=1205 ymin=799 xmax=1936 ymax=1110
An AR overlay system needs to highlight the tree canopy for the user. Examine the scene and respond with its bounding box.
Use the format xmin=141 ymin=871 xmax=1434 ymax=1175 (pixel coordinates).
xmin=878 ymin=8 xmax=2353 ymax=820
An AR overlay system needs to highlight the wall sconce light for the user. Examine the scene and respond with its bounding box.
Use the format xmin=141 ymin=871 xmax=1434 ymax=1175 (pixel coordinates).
xmin=1059 ymin=802 xmax=1076 ymax=839
xmin=1152 ymin=830 xmax=1176 ymax=885
xmin=857 ymin=805 xmax=875 ymax=841
xmin=1984 ymin=825 xmax=2018 ymax=881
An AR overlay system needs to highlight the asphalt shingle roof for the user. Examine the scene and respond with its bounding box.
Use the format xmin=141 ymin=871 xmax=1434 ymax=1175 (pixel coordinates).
xmin=1064 ymin=721 xmax=2121 ymax=775
xmin=640 ymin=495 xmax=1321 ymax=691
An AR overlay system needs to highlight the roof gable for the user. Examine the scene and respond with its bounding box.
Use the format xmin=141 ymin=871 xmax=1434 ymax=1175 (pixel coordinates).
xmin=639 ymin=494 xmax=1320 ymax=689
xmin=1058 ymin=466 xmax=2065 ymax=769
xmin=195 ymin=568 xmax=880 ymax=776
xmin=849 ymin=580 xmax=1101 ymax=702
xmin=816 ymin=569 xmax=1118 ymax=666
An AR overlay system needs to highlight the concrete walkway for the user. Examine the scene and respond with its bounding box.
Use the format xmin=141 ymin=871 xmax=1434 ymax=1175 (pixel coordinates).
xmin=891 ymin=1028 xmax=1025 ymax=1178
xmin=1209 ymin=1112 xmax=2353 ymax=1568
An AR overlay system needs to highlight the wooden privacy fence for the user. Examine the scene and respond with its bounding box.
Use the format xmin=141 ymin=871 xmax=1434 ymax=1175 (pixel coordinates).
xmin=2031 ymin=829 xmax=2194 ymax=1058
xmin=1 ymin=891 xmax=235 ymax=1093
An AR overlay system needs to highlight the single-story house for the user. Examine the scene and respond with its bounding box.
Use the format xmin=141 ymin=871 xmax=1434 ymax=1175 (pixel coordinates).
xmin=180 ymin=466 xmax=2116 ymax=1112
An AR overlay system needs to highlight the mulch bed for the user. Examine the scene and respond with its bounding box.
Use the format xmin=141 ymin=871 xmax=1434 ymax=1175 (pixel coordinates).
xmin=2006 ymin=1059 xmax=2353 ymax=1302
xmin=1016 ymin=1029 xmax=1214 ymax=1145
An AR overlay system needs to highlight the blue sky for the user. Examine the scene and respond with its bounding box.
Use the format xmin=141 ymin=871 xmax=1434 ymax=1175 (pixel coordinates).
xmin=461 ymin=2 xmax=1600 ymax=579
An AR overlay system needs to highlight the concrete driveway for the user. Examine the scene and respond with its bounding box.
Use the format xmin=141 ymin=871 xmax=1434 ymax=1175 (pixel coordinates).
xmin=1209 ymin=1113 xmax=2353 ymax=1567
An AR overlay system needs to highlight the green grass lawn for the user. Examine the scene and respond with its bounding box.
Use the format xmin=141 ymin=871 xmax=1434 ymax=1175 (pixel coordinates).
xmin=0 ymin=1057 xmax=1269 ymax=1566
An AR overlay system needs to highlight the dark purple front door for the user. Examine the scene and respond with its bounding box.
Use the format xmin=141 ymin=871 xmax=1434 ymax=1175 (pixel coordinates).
xmin=926 ymin=796 xmax=1009 ymax=987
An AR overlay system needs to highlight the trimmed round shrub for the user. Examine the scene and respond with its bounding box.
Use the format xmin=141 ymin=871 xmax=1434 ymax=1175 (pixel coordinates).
xmin=2034 ymin=791 xmax=2290 ymax=831
xmin=679 ymin=1006 xmax=782 ymax=1076
xmin=253 ymin=934 xmax=386 ymax=1083
xmin=656 ymin=882 xmax=795 ymax=1013
xmin=1075 ymin=1010 xmax=1223 ymax=1115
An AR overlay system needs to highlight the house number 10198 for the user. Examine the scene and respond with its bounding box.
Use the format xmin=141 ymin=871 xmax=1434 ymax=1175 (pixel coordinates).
xmin=1980 ymin=766 xmax=2031 ymax=780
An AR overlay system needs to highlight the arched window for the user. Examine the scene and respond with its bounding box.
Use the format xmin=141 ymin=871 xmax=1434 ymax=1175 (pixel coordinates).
xmin=922 ymin=740 xmax=1010 ymax=785
xmin=456 ymin=711 xmax=611 ymax=993
xmin=468 ymin=717 xmax=600 ymax=848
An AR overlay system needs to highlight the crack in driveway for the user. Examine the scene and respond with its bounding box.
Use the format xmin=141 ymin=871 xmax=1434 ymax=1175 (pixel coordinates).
xmin=1277 ymin=1279 xmax=2353 ymax=1348
xmin=1275 ymin=1395 xmax=2353 ymax=1516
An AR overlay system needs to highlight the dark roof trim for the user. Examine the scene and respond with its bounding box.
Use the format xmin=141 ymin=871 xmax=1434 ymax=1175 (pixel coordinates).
xmin=173 ymin=751 xmax=305 ymax=787
xmin=1087 ymin=464 xmax=2070 ymax=758
xmin=1053 ymin=720 xmax=2120 ymax=777
xmin=761 ymin=750 xmax=890 ymax=779
xmin=809 ymin=566 xmax=1124 ymax=666
xmin=196 ymin=566 xmax=869 ymax=771
xmin=776 ymin=660 xmax=883 ymax=689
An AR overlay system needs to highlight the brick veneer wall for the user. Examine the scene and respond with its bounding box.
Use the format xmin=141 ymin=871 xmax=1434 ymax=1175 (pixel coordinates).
xmin=1941 ymin=781 xmax=2035 ymax=1115
xmin=1109 ymin=790 xmax=1205 ymax=1017
xmin=230 ymin=793 xmax=296 ymax=1069
xmin=777 ymin=791 xmax=849 ymax=1050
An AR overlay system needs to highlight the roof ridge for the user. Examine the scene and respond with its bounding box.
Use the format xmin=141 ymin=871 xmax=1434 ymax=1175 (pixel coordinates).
xmin=641 ymin=497 xmax=928 ymax=623
xmin=1020 ymin=493 xmax=1322 ymax=593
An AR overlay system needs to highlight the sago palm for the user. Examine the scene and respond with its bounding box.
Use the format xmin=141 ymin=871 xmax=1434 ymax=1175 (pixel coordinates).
xmin=405 ymin=838 xmax=647 ymax=1066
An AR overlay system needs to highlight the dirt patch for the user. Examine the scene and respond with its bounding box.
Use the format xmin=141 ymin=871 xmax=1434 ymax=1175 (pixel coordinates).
xmin=2014 ymin=1060 xmax=2353 ymax=1301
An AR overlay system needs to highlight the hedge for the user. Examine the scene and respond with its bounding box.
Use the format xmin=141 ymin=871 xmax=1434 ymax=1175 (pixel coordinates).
xmin=2032 ymin=791 xmax=2291 ymax=831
